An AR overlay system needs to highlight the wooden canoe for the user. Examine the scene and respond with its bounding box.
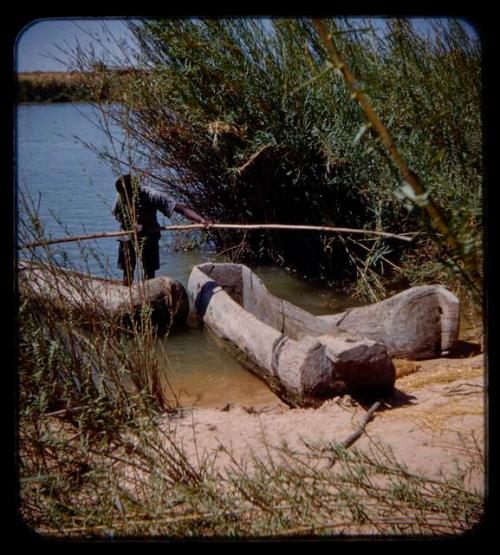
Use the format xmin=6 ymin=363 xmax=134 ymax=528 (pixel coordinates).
xmin=188 ymin=263 xmax=396 ymax=407
xmin=18 ymin=260 xmax=189 ymax=333
xmin=318 ymin=285 xmax=460 ymax=360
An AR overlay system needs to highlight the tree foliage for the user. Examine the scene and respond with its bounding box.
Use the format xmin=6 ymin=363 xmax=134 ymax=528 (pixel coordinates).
xmin=73 ymin=17 xmax=482 ymax=297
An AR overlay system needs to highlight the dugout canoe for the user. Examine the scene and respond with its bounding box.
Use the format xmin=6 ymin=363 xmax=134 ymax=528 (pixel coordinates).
xmin=188 ymin=263 xmax=396 ymax=407
xmin=18 ymin=260 xmax=189 ymax=333
xmin=318 ymin=285 xmax=460 ymax=360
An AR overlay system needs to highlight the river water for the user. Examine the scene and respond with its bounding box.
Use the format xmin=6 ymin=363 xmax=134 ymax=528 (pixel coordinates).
xmin=17 ymin=103 xmax=354 ymax=407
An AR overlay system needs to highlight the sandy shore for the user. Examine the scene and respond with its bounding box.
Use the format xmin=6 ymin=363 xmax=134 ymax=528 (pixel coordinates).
xmin=159 ymin=349 xmax=485 ymax=492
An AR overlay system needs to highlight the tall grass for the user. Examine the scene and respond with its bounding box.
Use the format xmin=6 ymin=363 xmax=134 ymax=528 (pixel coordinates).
xmin=19 ymin=403 xmax=484 ymax=538
xmin=17 ymin=193 xmax=176 ymax=495
xmin=17 ymin=196 xmax=181 ymax=529
xmin=313 ymin=18 xmax=482 ymax=301
xmin=68 ymin=17 xmax=482 ymax=302
xmin=17 ymin=207 xmax=484 ymax=540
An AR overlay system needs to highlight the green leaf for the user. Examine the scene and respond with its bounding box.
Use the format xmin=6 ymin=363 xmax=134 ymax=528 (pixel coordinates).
xmin=353 ymin=123 xmax=371 ymax=146
xmin=395 ymin=183 xmax=430 ymax=211
xmin=431 ymin=148 xmax=446 ymax=164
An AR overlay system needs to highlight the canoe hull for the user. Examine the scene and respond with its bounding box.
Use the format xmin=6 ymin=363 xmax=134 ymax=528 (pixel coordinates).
xmin=318 ymin=285 xmax=460 ymax=359
xmin=188 ymin=263 xmax=396 ymax=407
xmin=18 ymin=261 xmax=189 ymax=333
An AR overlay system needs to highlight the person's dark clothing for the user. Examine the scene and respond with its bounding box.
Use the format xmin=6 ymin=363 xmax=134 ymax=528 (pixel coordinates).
xmin=112 ymin=184 xmax=177 ymax=235
xmin=117 ymin=234 xmax=160 ymax=274
xmin=112 ymin=183 xmax=177 ymax=276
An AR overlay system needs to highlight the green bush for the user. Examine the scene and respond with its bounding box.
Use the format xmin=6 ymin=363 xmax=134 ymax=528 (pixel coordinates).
xmin=73 ymin=17 xmax=482 ymax=298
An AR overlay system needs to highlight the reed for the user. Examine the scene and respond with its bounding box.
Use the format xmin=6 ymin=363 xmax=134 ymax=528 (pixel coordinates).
xmin=19 ymin=408 xmax=484 ymax=538
xmin=17 ymin=197 xmax=484 ymax=539
xmin=66 ymin=17 xmax=482 ymax=303
xmin=18 ymin=193 xmax=176 ymax=458
xmin=312 ymin=18 xmax=482 ymax=302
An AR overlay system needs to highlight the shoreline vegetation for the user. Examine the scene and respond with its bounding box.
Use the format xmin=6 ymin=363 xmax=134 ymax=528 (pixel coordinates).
xmin=17 ymin=71 xmax=94 ymax=103
xmin=17 ymin=70 xmax=137 ymax=103
xmin=65 ymin=18 xmax=482 ymax=305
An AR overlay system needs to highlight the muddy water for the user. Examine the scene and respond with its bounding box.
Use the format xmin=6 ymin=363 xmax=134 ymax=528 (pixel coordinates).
xmin=158 ymin=262 xmax=356 ymax=408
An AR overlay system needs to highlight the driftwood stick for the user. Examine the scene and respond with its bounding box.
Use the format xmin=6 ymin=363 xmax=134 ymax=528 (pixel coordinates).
xmin=22 ymin=224 xmax=414 ymax=249
xmin=329 ymin=400 xmax=382 ymax=467
xmin=340 ymin=400 xmax=382 ymax=449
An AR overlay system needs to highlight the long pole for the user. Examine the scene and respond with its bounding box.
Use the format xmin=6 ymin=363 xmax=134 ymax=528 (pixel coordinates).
xmin=21 ymin=223 xmax=415 ymax=249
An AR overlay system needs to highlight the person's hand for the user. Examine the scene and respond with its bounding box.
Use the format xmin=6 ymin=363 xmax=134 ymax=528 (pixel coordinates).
xmin=200 ymin=218 xmax=212 ymax=229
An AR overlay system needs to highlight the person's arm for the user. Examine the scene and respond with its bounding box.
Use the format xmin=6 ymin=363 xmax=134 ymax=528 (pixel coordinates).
xmin=142 ymin=185 xmax=211 ymax=226
xmin=174 ymin=204 xmax=211 ymax=226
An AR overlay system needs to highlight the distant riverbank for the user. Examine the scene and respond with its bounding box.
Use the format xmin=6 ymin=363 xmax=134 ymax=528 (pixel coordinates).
xmin=17 ymin=71 xmax=94 ymax=103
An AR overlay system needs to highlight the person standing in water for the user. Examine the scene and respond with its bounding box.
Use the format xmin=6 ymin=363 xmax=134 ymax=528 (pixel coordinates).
xmin=112 ymin=173 xmax=210 ymax=285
